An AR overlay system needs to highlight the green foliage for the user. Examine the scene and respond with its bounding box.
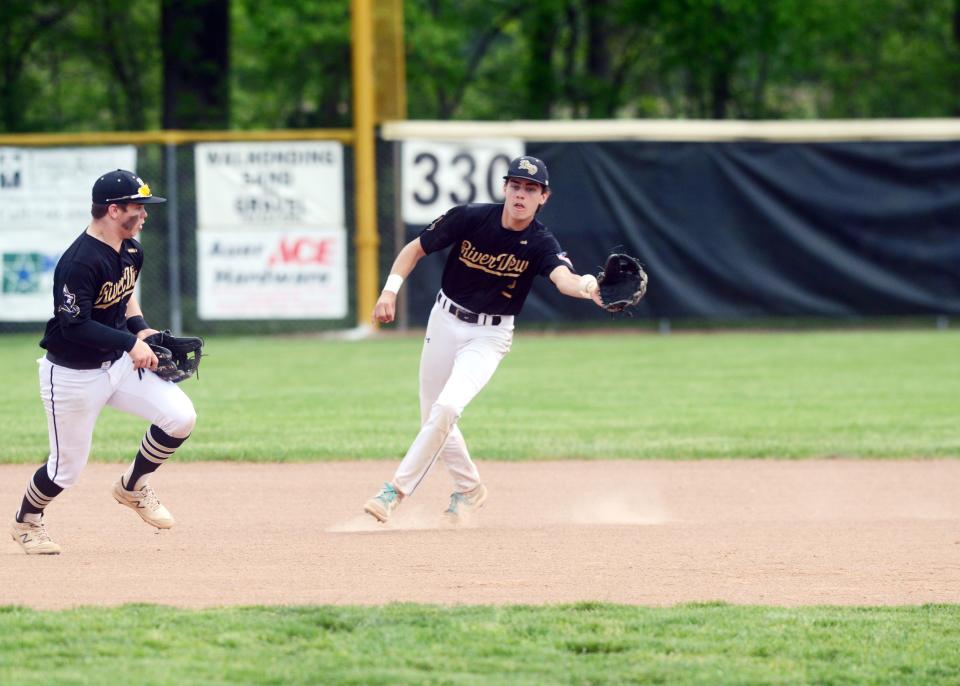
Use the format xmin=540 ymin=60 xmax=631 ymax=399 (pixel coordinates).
xmin=0 ymin=329 xmax=957 ymax=462
xmin=0 ymin=2 xmax=72 ymax=132
xmin=803 ymin=0 xmax=960 ymax=117
xmin=231 ymin=0 xmax=351 ymax=128
xmin=1 ymin=603 xmax=959 ymax=684
xmin=3 ymin=0 xmax=960 ymax=131
xmin=1 ymin=0 xmax=162 ymax=132
xmin=405 ymin=1 xmax=505 ymax=119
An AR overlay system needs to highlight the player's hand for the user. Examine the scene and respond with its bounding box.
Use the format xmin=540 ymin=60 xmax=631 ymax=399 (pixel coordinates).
xmin=372 ymin=292 xmax=397 ymax=325
xmin=577 ymin=272 xmax=604 ymax=308
xmin=129 ymin=338 xmax=159 ymax=370
xmin=137 ymin=327 xmax=161 ymax=340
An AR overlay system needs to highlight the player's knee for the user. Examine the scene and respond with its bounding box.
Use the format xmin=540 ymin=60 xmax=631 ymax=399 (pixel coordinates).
xmin=430 ymin=402 xmax=461 ymax=431
xmin=162 ymin=404 xmax=197 ymax=439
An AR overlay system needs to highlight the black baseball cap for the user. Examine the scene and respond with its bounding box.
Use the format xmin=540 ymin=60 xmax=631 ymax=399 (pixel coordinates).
xmin=92 ymin=169 xmax=166 ymax=205
xmin=503 ymin=156 xmax=549 ymax=188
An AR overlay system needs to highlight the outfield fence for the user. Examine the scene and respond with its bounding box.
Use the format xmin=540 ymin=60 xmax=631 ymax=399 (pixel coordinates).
xmin=1 ymin=120 xmax=958 ymax=336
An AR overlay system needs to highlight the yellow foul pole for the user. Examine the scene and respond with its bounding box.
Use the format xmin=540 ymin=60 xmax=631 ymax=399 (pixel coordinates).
xmin=351 ymin=0 xmax=378 ymax=327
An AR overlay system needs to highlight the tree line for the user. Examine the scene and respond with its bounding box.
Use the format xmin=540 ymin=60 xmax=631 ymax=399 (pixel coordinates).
xmin=2 ymin=0 xmax=959 ymax=134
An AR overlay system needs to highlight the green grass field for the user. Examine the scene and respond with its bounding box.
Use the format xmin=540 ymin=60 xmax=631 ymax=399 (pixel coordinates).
xmin=2 ymin=603 xmax=959 ymax=685
xmin=1 ymin=329 xmax=958 ymax=463
xmin=2 ymin=328 xmax=958 ymax=685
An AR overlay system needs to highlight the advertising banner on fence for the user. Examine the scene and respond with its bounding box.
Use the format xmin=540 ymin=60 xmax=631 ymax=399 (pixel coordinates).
xmin=197 ymin=229 xmax=347 ymax=320
xmin=0 ymin=146 xmax=136 ymax=321
xmin=0 ymin=231 xmax=63 ymax=322
xmin=194 ymin=141 xmax=347 ymax=320
xmin=195 ymin=141 xmax=345 ymax=230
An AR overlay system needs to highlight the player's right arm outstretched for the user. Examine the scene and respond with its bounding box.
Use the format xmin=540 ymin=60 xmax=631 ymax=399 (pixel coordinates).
xmin=372 ymin=238 xmax=427 ymax=325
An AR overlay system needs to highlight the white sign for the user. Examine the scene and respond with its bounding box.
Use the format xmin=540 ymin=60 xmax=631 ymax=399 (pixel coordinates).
xmin=197 ymin=229 xmax=347 ymax=320
xmin=0 ymin=230 xmax=76 ymax=321
xmin=0 ymin=230 xmax=141 ymax=323
xmin=0 ymin=146 xmax=137 ymax=233
xmin=195 ymin=141 xmax=345 ymax=230
xmin=0 ymin=146 xmax=136 ymax=321
xmin=401 ymin=139 xmax=524 ymax=225
xmin=194 ymin=141 xmax=348 ymax=320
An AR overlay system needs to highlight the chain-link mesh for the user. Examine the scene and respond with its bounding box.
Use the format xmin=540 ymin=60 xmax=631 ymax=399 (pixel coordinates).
xmin=150 ymin=142 xmax=363 ymax=335
xmin=4 ymin=127 xmax=952 ymax=337
xmin=0 ymin=138 xmax=414 ymax=336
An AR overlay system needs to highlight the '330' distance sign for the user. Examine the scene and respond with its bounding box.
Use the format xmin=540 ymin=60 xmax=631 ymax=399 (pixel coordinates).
xmin=400 ymin=139 xmax=524 ymax=225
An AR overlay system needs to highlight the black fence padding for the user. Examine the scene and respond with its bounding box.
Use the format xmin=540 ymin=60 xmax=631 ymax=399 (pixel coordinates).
xmin=403 ymin=140 xmax=960 ymax=324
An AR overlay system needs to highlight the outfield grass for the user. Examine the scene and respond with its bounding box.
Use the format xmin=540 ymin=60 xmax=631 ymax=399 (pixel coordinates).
xmin=1 ymin=603 xmax=958 ymax=685
xmin=0 ymin=329 xmax=957 ymax=462
xmin=2 ymin=329 xmax=958 ymax=684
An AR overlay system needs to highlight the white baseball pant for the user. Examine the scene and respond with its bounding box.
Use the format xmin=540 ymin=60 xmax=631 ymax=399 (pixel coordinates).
xmin=38 ymin=353 xmax=196 ymax=488
xmin=393 ymin=291 xmax=514 ymax=495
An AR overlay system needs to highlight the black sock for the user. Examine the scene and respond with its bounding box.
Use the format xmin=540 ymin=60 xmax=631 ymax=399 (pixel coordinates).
xmin=17 ymin=465 xmax=63 ymax=522
xmin=122 ymin=425 xmax=189 ymax=491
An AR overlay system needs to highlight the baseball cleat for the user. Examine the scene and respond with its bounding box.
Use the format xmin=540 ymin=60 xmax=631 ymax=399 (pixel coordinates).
xmin=112 ymin=479 xmax=174 ymax=529
xmin=444 ymin=483 xmax=488 ymax=522
xmin=11 ymin=518 xmax=61 ymax=555
xmin=364 ymin=482 xmax=402 ymax=523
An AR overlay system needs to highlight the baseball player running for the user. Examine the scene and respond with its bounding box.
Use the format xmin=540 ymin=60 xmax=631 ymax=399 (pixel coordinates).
xmin=364 ymin=155 xmax=604 ymax=523
xmin=10 ymin=170 xmax=197 ymax=555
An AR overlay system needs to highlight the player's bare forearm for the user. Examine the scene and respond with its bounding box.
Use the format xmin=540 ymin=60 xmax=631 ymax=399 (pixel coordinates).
xmin=388 ymin=238 xmax=427 ymax=278
xmin=549 ymin=265 xmax=604 ymax=307
xmin=372 ymin=238 xmax=428 ymax=324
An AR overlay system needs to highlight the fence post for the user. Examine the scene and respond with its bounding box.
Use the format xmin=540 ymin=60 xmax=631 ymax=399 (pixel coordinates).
xmin=351 ymin=0 xmax=380 ymax=329
xmin=393 ymin=140 xmax=408 ymax=331
xmin=165 ymin=142 xmax=182 ymax=335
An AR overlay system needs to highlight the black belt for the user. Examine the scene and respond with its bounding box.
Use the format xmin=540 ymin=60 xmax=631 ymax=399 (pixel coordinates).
xmin=437 ymin=293 xmax=502 ymax=326
xmin=46 ymin=351 xmax=120 ymax=370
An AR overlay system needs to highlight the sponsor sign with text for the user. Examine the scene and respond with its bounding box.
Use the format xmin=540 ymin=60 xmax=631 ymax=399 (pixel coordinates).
xmin=194 ymin=142 xmax=347 ymax=320
xmin=0 ymin=146 xmax=136 ymax=321
xmin=197 ymin=229 xmax=347 ymax=320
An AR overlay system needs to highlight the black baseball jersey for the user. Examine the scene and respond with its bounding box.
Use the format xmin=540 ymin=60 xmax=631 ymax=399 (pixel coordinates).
xmin=418 ymin=204 xmax=574 ymax=315
xmin=40 ymin=231 xmax=141 ymax=367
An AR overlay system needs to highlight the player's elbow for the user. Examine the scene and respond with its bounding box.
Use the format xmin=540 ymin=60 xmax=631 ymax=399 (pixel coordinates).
xmin=58 ymin=321 xmax=86 ymax=342
xmin=407 ymin=239 xmax=427 ymax=263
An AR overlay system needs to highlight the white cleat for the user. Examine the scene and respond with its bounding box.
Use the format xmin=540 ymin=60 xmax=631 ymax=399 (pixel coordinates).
xmin=364 ymin=482 xmax=402 ymax=523
xmin=112 ymin=479 xmax=174 ymax=529
xmin=11 ymin=518 xmax=61 ymax=555
xmin=444 ymin=483 xmax=488 ymax=523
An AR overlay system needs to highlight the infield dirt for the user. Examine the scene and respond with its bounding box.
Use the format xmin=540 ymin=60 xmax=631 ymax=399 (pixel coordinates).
xmin=2 ymin=460 xmax=959 ymax=609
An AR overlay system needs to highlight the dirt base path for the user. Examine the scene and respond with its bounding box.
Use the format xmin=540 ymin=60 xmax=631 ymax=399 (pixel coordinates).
xmin=2 ymin=460 xmax=959 ymax=609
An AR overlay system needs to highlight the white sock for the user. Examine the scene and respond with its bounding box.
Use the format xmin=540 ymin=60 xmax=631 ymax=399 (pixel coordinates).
xmin=122 ymin=467 xmax=149 ymax=491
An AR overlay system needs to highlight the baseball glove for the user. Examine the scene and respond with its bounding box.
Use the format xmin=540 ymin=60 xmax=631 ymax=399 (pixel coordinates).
xmin=144 ymin=330 xmax=203 ymax=383
xmin=597 ymin=253 xmax=648 ymax=313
